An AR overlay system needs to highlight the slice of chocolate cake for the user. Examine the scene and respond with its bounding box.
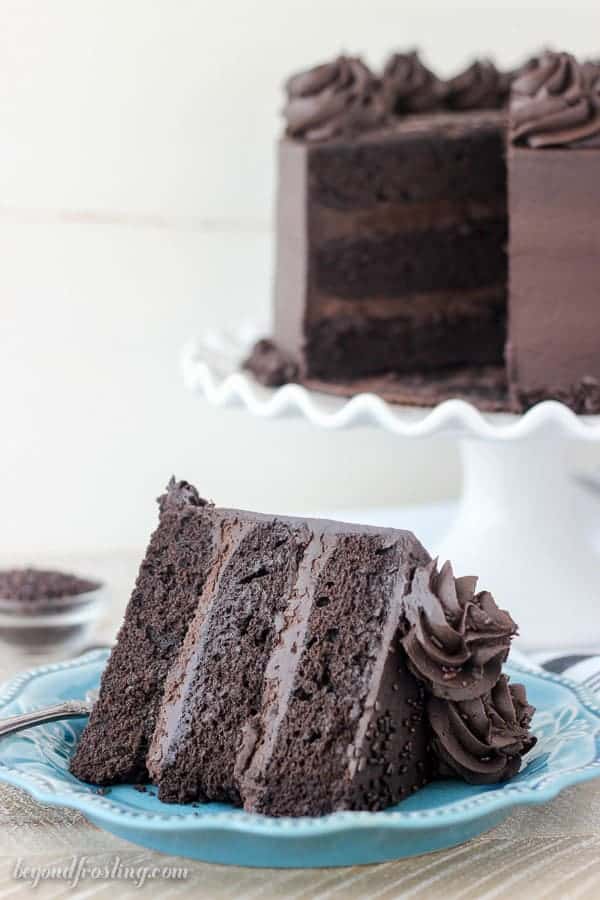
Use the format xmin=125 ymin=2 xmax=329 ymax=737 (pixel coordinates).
xmin=148 ymin=517 xmax=431 ymax=814
xmin=72 ymin=479 xmax=430 ymax=799
xmin=72 ymin=479 xmax=536 ymax=814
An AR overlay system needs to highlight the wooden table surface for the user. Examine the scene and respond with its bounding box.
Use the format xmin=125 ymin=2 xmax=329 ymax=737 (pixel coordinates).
xmin=1 ymin=551 xmax=599 ymax=899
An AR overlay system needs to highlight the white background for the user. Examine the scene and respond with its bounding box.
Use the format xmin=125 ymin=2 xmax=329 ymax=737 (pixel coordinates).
xmin=2 ymin=1 xmax=600 ymax=555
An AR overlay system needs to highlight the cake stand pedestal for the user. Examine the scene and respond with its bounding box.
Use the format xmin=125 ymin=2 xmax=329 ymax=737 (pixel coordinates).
xmin=182 ymin=327 xmax=600 ymax=651
xmin=437 ymin=435 xmax=598 ymax=649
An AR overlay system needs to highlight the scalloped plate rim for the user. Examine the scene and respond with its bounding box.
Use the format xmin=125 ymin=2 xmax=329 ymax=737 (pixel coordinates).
xmin=0 ymin=651 xmax=599 ymax=837
xmin=180 ymin=329 xmax=600 ymax=442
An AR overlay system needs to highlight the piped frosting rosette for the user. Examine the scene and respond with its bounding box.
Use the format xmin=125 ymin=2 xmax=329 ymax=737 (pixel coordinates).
xmin=428 ymin=675 xmax=537 ymax=784
xmin=283 ymin=55 xmax=386 ymax=141
xmin=382 ymin=51 xmax=446 ymax=114
xmin=401 ymin=559 xmax=517 ymax=702
xmin=510 ymin=51 xmax=600 ymax=148
xmin=444 ymin=59 xmax=510 ymax=110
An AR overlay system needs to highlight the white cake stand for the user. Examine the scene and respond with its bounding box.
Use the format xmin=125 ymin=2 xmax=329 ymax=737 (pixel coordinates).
xmin=182 ymin=326 xmax=600 ymax=651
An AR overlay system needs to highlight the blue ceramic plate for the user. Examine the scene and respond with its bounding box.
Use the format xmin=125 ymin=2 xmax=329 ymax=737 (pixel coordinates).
xmin=0 ymin=649 xmax=599 ymax=868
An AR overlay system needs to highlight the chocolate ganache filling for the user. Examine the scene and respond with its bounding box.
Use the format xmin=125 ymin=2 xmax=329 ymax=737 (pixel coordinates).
xmin=445 ymin=59 xmax=510 ymax=110
xmin=511 ymin=51 xmax=600 ymax=148
xmin=428 ymin=675 xmax=536 ymax=784
xmin=401 ymin=560 xmax=517 ymax=701
xmin=283 ymin=55 xmax=386 ymax=141
xmin=382 ymin=51 xmax=446 ymax=114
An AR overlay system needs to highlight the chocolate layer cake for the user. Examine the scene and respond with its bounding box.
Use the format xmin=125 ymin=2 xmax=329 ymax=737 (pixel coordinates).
xmin=72 ymin=479 xmax=535 ymax=815
xmin=246 ymin=50 xmax=600 ymax=414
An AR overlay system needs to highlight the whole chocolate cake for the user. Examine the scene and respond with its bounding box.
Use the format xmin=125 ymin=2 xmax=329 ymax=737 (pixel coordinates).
xmin=71 ymin=479 xmax=535 ymax=815
xmin=245 ymin=49 xmax=600 ymax=414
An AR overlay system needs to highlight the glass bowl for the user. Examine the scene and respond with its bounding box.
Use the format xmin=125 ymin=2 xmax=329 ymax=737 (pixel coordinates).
xmin=0 ymin=582 xmax=108 ymax=661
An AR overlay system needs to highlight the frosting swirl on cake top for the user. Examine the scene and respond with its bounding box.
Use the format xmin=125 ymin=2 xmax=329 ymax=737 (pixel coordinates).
xmin=382 ymin=51 xmax=446 ymax=114
xmin=283 ymin=56 xmax=386 ymax=141
xmin=401 ymin=559 xmax=517 ymax=701
xmin=510 ymin=51 xmax=600 ymax=148
xmin=428 ymin=675 xmax=536 ymax=784
xmin=445 ymin=59 xmax=511 ymax=110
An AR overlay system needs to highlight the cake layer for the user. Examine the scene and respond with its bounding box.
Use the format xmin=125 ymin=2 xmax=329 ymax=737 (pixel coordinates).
xmin=314 ymin=225 xmax=507 ymax=300
xmin=70 ymin=482 xmax=216 ymax=785
xmin=236 ymin=533 xmax=431 ymax=815
xmin=308 ymin=112 xmax=506 ymax=210
xmin=304 ymin=286 xmax=506 ymax=379
xmin=274 ymin=111 xmax=508 ymax=381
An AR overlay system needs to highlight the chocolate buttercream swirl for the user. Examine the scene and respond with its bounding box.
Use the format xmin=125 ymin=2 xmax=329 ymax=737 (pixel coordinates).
xmin=159 ymin=477 xmax=207 ymax=513
xmin=401 ymin=560 xmax=517 ymax=701
xmin=429 ymin=675 xmax=536 ymax=784
xmin=445 ymin=59 xmax=510 ymax=110
xmin=382 ymin=51 xmax=446 ymax=114
xmin=283 ymin=56 xmax=386 ymax=141
xmin=510 ymin=51 xmax=600 ymax=148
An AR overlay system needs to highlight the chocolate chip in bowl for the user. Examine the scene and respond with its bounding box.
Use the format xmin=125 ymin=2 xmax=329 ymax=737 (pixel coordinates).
xmin=0 ymin=568 xmax=107 ymax=659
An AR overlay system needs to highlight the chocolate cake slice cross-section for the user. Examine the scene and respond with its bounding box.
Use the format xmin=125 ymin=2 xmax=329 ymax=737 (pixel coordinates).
xmin=270 ymin=110 xmax=508 ymax=384
xmin=72 ymin=478 xmax=536 ymax=813
xmin=148 ymin=516 xmax=431 ymax=814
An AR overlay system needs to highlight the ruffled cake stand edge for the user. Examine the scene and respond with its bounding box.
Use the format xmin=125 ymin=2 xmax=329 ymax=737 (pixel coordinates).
xmin=182 ymin=325 xmax=600 ymax=651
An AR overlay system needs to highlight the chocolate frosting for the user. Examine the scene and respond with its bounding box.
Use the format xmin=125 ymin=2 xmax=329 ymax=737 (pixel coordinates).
xmin=159 ymin=477 xmax=208 ymax=513
xmin=445 ymin=59 xmax=510 ymax=110
xmin=382 ymin=51 xmax=446 ymax=114
xmin=401 ymin=560 xmax=517 ymax=701
xmin=243 ymin=339 xmax=299 ymax=387
xmin=428 ymin=675 xmax=536 ymax=784
xmin=283 ymin=56 xmax=386 ymax=141
xmin=512 ymin=375 xmax=600 ymax=415
xmin=510 ymin=52 xmax=600 ymax=148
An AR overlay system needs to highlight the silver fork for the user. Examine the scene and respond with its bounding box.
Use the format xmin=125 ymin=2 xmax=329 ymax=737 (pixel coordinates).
xmin=0 ymin=690 xmax=99 ymax=738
